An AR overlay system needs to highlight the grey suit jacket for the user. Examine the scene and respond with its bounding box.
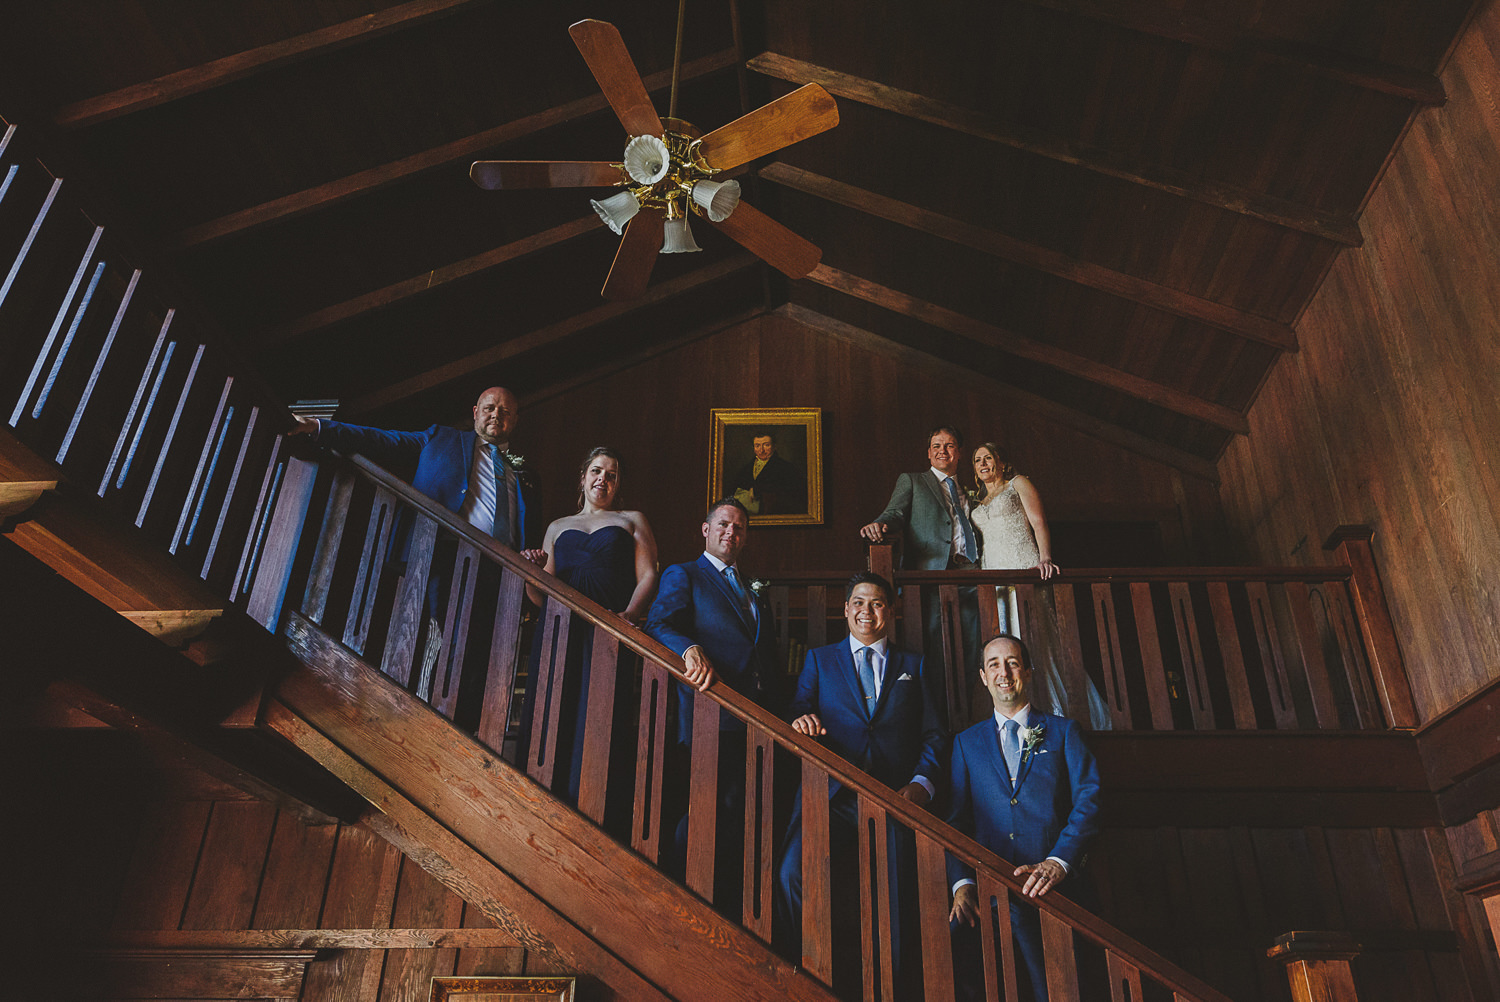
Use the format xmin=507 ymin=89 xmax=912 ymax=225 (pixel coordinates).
xmin=874 ymin=470 xmax=960 ymax=570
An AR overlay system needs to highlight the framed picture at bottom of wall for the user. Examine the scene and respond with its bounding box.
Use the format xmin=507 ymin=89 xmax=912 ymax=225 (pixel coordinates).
xmin=708 ymin=407 xmax=823 ymax=526
xmin=429 ymin=976 xmax=576 ymax=1001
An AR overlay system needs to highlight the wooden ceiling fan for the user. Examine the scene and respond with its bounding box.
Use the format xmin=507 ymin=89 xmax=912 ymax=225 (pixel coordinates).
xmin=470 ymin=19 xmax=838 ymax=300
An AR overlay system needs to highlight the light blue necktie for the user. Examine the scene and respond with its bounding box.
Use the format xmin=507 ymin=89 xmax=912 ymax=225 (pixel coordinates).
xmin=724 ymin=566 xmax=755 ymax=624
xmin=1001 ymin=718 xmax=1021 ymax=780
xmin=945 ymin=476 xmax=978 ymax=562
xmin=857 ymin=646 xmax=878 ymax=706
xmin=491 ymin=445 xmax=513 ymax=545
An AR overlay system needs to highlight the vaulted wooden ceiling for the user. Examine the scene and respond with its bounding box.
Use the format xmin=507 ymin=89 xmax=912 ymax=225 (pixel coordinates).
xmin=1 ymin=0 xmax=1477 ymax=477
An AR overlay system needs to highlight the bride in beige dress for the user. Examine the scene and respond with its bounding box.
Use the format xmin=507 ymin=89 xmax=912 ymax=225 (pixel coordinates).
xmin=968 ymin=442 xmax=1110 ymax=729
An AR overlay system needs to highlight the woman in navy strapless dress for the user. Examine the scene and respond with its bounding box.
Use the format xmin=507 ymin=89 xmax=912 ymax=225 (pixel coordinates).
xmin=527 ymin=447 xmax=658 ymax=824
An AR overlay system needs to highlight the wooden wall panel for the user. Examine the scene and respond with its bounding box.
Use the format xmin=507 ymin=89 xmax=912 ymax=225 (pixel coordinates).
xmin=518 ymin=312 xmax=1229 ymax=576
xmin=1216 ymin=3 xmax=1500 ymax=722
xmin=1096 ymin=824 xmax=1474 ymax=1002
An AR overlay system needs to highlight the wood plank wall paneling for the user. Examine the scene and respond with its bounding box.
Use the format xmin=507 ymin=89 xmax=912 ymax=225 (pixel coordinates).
xmin=1216 ymin=2 xmax=1500 ymax=724
xmin=517 ymin=312 xmax=1230 ymax=576
xmin=1096 ymin=825 xmax=1475 ymax=1002
xmin=61 ymin=794 xmax=539 ymax=1002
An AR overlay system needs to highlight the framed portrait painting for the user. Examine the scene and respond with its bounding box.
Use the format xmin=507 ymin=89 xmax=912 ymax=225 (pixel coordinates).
xmin=708 ymin=408 xmax=823 ymax=526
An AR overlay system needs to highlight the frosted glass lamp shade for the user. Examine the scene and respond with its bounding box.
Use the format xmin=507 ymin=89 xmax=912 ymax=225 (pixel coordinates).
xmin=690 ymin=178 xmax=741 ymax=222
xmin=623 ymin=135 xmax=671 ymax=185
xmin=590 ymin=190 xmax=641 ymax=235
xmin=662 ymin=214 xmax=702 ymax=253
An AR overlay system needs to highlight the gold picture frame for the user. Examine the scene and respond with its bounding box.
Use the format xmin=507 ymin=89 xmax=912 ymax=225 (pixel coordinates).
xmin=708 ymin=407 xmax=823 ymax=526
xmin=429 ymin=976 xmax=576 ymax=1001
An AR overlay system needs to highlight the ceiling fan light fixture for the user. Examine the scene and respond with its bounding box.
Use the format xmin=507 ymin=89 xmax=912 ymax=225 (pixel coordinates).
xmin=623 ymin=135 xmax=671 ymax=185
xmin=662 ymin=214 xmax=702 ymax=254
xmin=691 ymin=178 xmax=741 ymax=222
xmin=591 ymin=190 xmax=641 ymax=235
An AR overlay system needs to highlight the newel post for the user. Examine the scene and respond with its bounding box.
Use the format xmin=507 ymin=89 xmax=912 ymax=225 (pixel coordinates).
xmin=867 ymin=542 xmax=894 ymax=585
xmin=1268 ymin=931 xmax=1360 ymax=1001
xmin=1324 ymin=525 xmax=1418 ymax=728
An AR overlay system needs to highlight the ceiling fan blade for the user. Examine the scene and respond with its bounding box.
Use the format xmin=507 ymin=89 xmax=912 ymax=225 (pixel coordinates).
xmin=601 ymin=205 xmax=664 ymax=300
xmin=712 ymin=200 xmax=821 ymax=279
xmin=569 ymin=20 xmax=663 ymax=138
xmin=695 ymin=84 xmax=839 ymax=171
xmin=470 ymin=161 xmax=625 ymax=189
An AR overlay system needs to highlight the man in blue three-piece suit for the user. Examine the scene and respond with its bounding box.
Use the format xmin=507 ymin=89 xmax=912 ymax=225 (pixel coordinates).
xmin=948 ymin=634 xmax=1101 ymax=1002
xmin=776 ymin=571 xmax=946 ymax=993
xmin=645 ymin=498 xmax=782 ymax=909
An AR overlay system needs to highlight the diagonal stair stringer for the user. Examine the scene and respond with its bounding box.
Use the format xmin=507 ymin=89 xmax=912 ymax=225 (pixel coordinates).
xmin=267 ymin=612 xmax=837 ymax=1002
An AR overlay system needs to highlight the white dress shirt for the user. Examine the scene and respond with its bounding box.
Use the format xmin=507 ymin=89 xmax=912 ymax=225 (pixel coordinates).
xmin=953 ymin=702 xmax=1068 ymax=894
xmin=457 ymin=438 xmax=515 ymax=544
xmin=930 ymin=466 xmax=967 ymax=560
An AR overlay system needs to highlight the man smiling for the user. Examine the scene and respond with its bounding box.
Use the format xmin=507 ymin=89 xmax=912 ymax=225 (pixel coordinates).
xmin=776 ymin=572 xmax=944 ymax=992
xmin=947 ymin=634 xmax=1102 ymax=1002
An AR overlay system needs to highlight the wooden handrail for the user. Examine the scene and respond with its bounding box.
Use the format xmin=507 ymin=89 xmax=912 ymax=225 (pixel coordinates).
xmin=772 ymin=564 xmax=1355 ymax=585
xmin=268 ymin=445 xmax=1238 ymax=1002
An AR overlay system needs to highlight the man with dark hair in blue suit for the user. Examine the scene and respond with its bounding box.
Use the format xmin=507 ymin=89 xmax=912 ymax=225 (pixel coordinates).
xmin=776 ymin=571 xmax=945 ymax=994
xmin=646 ymin=497 xmax=782 ymax=910
xmin=948 ymin=634 xmax=1101 ymax=1002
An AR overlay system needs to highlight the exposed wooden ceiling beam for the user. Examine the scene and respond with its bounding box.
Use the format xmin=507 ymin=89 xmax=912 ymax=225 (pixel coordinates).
xmin=762 ymin=162 xmax=1297 ymax=352
xmin=53 ymin=0 xmax=490 ymax=130
xmin=1022 ymin=0 xmax=1446 ymax=105
xmin=811 ymin=265 xmax=1250 ymax=435
xmin=174 ymin=49 xmax=738 ymax=249
xmin=748 ymin=53 xmax=1361 ymax=247
xmin=262 ymin=215 xmax=601 ymax=346
xmin=346 ymin=253 xmax=756 ymax=415
xmin=779 ymin=304 xmax=1219 ymax=482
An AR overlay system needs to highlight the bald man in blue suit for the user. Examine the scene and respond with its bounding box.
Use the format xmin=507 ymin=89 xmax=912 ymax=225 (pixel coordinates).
xmin=947 ymin=634 xmax=1101 ymax=1002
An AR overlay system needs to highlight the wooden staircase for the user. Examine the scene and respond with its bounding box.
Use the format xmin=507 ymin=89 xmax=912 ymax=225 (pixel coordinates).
xmin=4 ymin=116 xmax=1472 ymax=1001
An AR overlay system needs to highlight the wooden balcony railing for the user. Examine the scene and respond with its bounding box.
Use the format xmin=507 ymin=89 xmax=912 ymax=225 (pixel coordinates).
xmin=242 ymin=444 xmax=1240 ymax=1002
xmin=766 ymin=541 xmax=1416 ymax=734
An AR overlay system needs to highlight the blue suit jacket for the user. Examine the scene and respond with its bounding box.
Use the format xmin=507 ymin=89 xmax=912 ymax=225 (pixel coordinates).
xmin=317 ymin=420 xmax=542 ymax=560
xmin=645 ymin=555 xmax=783 ymax=744
xmin=944 ymin=710 xmax=1101 ymax=888
xmin=789 ymin=640 xmax=945 ymax=796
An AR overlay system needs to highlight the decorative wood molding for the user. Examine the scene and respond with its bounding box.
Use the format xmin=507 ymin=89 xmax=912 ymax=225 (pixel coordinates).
xmin=70 ymin=948 xmax=317 ymax=1001
xmin=102 ymin=929 xmax=521 ymax=950
xmin=748 ymin=52 xmax=1362 ymax=246
xmin=262 ymin=216 xmax=601 ymax=345
xmin=762 ymin=162 xmax=1298 ymax=352
xmin=345 ymin=253 xmax=756 ymax=416
xmin=53 ymin=0 xmax=490 ymax=130
xmin=1022 ymin=0 xmax=1446 ymax=105
xmin=173 ymin=49 xmax=738 ymax=248
xmin=810 ymin=264 xmax=1251 ymax=434
xmin=778 ymin=303 xmax=1221 ymax=482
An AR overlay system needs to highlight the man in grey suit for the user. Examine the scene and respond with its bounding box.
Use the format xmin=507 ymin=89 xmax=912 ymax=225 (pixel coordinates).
xmin=860 ymin=425 xmax=982 ymax=721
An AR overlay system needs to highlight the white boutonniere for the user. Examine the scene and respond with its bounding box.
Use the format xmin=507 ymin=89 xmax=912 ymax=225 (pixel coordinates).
xmin=1020 ymin=721 xmax=1045 ymax=759
xmin=502 ymin=450 xmax=526 ymax=470
xmin=748 ymin=577 xmax=769 ymax=596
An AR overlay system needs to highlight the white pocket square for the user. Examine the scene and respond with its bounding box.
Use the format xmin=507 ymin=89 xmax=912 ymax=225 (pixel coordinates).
xmin=896 ymin=673 xmax=914 ymax=681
